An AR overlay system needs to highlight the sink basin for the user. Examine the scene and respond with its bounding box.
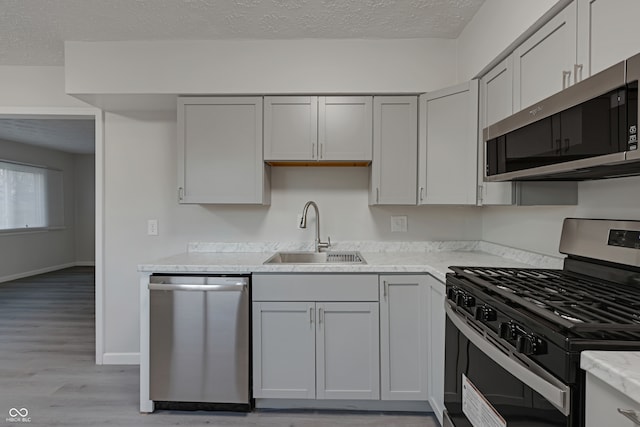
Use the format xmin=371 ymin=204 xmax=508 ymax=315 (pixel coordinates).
xmin=264 ymin=251 xmax=366 ymax=265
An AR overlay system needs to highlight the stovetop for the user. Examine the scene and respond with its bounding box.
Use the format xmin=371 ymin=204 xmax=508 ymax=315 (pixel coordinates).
xmin=449 ymin=265 xmax=640 ymax=341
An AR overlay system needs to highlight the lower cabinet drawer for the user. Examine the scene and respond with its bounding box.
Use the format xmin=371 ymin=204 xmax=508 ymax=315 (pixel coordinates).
xmin=252 ymin=274 xmax=379 ymax=301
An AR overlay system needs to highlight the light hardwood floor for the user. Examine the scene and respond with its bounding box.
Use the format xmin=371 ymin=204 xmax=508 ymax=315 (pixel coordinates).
xmin=0 ymin=267 xmax=439 ymax=426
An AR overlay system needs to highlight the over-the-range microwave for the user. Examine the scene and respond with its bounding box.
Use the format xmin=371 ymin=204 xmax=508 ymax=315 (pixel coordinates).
xmin=484 ymin=52 xmax=640 ymax=181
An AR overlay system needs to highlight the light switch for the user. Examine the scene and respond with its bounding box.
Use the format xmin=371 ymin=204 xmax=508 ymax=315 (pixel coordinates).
xmin=147 ymin=219 xmax=159 ymax=236
xmin=391 ymin=215 xmax=408 ymax=232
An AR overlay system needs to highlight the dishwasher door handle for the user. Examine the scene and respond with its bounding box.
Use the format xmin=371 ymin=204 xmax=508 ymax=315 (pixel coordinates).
xmin=149 ymin=283 xmax=246 ymax=292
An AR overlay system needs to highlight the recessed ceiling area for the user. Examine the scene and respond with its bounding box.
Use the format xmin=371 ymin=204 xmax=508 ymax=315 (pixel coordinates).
xmin=0 ymin=118 xmax=95 ymax=154
xmin=0 ymin=0 xmax=485 ymax=66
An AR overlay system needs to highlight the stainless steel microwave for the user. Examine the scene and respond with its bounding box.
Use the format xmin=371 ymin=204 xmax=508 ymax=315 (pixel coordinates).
xmin=484 ymin=52 xmax=640 ymax=181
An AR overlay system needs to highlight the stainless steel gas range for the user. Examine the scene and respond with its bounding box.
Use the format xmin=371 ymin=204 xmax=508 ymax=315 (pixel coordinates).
xmin=443 ymin=218 xmax=640 ymax=427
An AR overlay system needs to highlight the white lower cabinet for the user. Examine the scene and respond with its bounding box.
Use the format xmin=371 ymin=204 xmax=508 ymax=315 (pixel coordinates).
xmin=253 ymin=301 xmax=379 ymax=400
xmin=316 ymin=302 xmax=380 ymax=400
xmin=585 ymin=372 xmax=640 ymax=427
xmin=252 ymin=302 xmax=316 ymax=399
xmin=426 ymin=275 xmax=446 ymax=424
xmin=379 ymin=275 xmax=428 ymax=400
xmin=252 ymin=273 xmax=442 ymax=415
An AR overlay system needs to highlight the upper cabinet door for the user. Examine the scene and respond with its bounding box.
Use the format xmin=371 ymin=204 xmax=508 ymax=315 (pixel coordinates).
xmin=478 ymin=57 xmax=515 ymax=206
xmin=577 ymin=0 xmax=640 ymax=77
xmin=418 ymin=81 xmax=479 ymax=205
xmin=370 ymin=96 xmax=418 ymax=205
xmin=318 ymin=96 xmax=373 ymax=161
xmin=264 ymin=96 xmax=318 ymax=161
xmin=513 ymin=1 xmax=577 ymax=111
xmin=177 ymin=97 xmax=269 ymax=204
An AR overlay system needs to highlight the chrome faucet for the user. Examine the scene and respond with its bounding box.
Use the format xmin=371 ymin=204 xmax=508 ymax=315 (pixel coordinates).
xmin=300 ymin=201 xmax=331 ymax=253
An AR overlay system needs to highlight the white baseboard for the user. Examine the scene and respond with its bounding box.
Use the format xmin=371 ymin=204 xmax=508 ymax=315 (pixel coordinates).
xmin=0 ymin=262 xmax=76 ymax=284
xmin=102 ymin=352 xmax=140 ymax=365
xmin=75 ymin=261 xmax=96 ymax=267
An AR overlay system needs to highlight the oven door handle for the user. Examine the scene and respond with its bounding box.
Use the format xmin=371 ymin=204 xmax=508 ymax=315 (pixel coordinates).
xmin=446 ymin=304 xmax=571 ymax=416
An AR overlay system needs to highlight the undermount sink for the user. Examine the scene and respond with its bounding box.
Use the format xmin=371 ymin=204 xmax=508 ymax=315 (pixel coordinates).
xmin=264 ymin=251 xmax=366 ymax=265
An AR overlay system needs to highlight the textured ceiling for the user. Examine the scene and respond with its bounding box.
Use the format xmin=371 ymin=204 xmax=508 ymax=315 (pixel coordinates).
xmin=0 ymin=119 xmax=95 ymax=154
xmin=0 ymin=0 xmax=485 ymax=66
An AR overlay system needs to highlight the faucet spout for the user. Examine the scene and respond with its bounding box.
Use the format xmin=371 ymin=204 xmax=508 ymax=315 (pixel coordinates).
xmin=300 ymin=201 xmax=331 ymax=253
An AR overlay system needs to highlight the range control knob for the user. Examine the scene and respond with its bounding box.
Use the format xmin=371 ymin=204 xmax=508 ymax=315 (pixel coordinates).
xmin=456 ymin=292 xmax=476 ymax=308
xmin=474 ymin=305 xmax=497 ymax=322
xmin=498 ymin=322 xmax=517 ymax=340
xmin=516 ymin=334 xmax=547 ymax=356
xmin=447 ymin=287 xmax=460 ymax=302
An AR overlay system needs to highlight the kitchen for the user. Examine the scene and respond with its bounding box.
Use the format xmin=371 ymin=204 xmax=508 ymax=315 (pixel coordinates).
xmin=2 ymin=0 xmax=640 ymax=426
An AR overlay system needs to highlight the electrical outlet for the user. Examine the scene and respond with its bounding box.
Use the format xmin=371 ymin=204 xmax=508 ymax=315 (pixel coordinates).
xmin=391 ymin=215 xmax=408 ymax=232
xmin=297 ymin=214 xmax=304 ymax=229
xmin=147 ymin=219 xmax=158 ymax=236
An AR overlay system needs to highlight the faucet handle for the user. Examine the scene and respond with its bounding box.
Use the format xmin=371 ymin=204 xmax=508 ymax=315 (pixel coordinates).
xmin=318 ymin=236 xmax=331 ymax=251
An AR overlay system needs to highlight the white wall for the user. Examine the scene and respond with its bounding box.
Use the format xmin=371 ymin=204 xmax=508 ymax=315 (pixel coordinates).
xmin=456 ymin=0 xmax=558 ymax=81
xmin=74 ymin=154 xmax=95 ymax=264
xmin=0 ymin=66 xmax=87 ymax=108
xmin=0 ymin=139 xmax=77 ymax=281
xmin=65 ymin=39 xmax=458 ymax=94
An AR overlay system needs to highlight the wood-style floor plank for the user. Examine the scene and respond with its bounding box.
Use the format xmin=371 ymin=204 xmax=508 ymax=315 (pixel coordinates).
xmin=0 ymin=267 xmax=439 ymax=426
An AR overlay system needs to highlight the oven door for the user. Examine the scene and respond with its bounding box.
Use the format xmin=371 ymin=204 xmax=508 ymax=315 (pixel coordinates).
xmin=444 ymin=304 xmax=574 ymax=427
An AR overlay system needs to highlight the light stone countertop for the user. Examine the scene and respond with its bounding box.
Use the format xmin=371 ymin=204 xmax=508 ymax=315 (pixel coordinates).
xmin=581 ymin=351 xmax=640 ymax=405
xmin=138 ymin=240 xmax=563 ymax=283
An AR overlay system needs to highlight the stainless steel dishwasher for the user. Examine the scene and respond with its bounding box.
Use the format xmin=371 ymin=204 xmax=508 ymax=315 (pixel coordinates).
xmin=149 ymin=274 xmax=251 ymax=411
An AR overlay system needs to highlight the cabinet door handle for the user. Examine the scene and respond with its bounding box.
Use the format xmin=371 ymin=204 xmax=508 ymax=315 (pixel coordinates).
xmin=618 ymin=408 xmax=640 ymax=425
xmin=419 ymin=187 xmax=425 ymax=202
xmin=318 ymin=308 xmax=323 ymax=325
xmin=562 ymin=70 xmax=572 ymax=89
xmin=574 ymin=64 xmax=583 ymax=84
xmin=309 ymin=306 xmax=314 ymax=324
xmin=320 ymin=143 xmax=324 ymax=159
xmin=383 ymin=281 xmax=388 ymax=300
xmin=312 ymin=143 xmax=316 ymax=159
xmin=376 ymin=188 xmax=380 ymax=203
xmin=178 ymin=187 xmax=184 ymax=201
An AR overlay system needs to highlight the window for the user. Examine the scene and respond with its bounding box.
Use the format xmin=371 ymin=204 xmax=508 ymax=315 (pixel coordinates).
xmin=0 ymin=161 xmax=63 ymax=231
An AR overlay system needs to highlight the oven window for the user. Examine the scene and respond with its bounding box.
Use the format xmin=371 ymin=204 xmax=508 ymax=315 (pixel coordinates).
xmin=444 ymin=317 xmax=571 ymax=426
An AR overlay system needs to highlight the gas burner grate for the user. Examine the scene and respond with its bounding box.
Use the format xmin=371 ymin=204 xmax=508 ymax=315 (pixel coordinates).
xmin=450 ymin=266 xmax=640 ymax=336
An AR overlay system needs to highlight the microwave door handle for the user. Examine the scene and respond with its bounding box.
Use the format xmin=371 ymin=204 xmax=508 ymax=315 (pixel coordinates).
xmin=445 ymin=304 xmax=571 ymax=416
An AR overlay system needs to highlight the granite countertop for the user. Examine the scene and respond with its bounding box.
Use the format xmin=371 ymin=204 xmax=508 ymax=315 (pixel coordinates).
xmin=582 ymin=351 xmax=640 ymax=404
xmin=138 ymin=241 xmax=563 ymax=282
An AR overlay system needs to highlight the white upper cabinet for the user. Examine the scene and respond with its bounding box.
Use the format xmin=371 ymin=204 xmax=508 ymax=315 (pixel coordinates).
xmin=318 ymin=96 xmax=373 ymax=161
xmin=513 ymin=1 xmax=577 ymax=111
xmin=418 ymin=81 xmax=479 ymax=205
xmin=177 ymin=96 xmax=269 ymax=204
xmin=479 ymin=57 xmax=516 ymax=206
xmin=370 ymin=96 xmax=418 ymax=205
xmin=577 ymin=0 xmax=640 ymax=77
xmin=264 ymin=96 xmax=373 ymax=162
xmin=264 ymin=96 xmax=318 ymax=161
